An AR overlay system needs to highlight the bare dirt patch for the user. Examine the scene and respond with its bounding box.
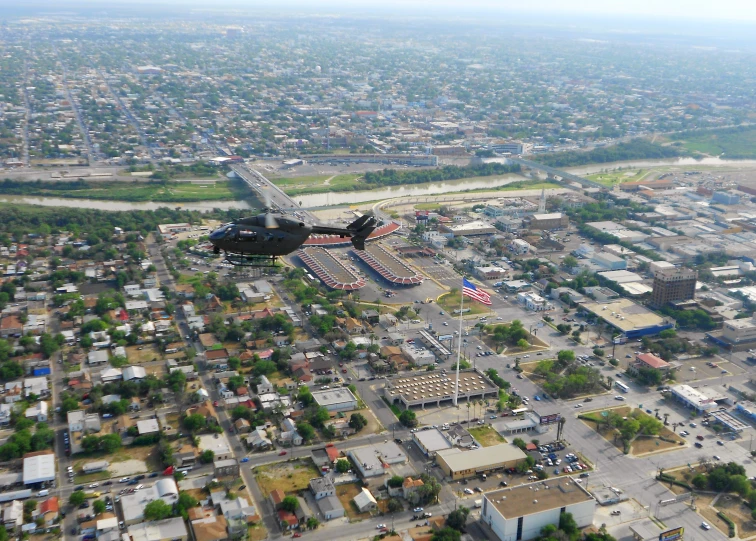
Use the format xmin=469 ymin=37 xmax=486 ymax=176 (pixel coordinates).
xmin=335 ymin=482 xmax=372 ymax=521
xmin=580 ymin=406 xmax=684 ymax=456
xmin=125 ymin=345 xmax=161 ymax=364
xmin=715 ymin=494 xmax=756 ymax=539
xmin=254 ymin=460 xmax=320 ymax=498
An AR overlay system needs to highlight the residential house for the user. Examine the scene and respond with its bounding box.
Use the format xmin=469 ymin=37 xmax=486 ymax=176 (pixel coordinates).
xmin=234 ymin=418 xmax=251 ymax=434
xmin=0 ymin=315 xmax=23 ymax=338
xmin=207 ymin=295 xmax=224 ymax=313
xmin=246 ymin=428 xmax=272 ymax=450
xmin=317 ymin=495 xmax=345 ymax=521
xmin=205 ymin=349 xmax=230 ymax=369
xmin=190 ymin=514 xmax=228 ymax=541
xmin=87 ymin=350 xmax=109 ymax=365
xmin=324 ymin=418 xmax=356 ymax=438
xmin=214 ymin=459 xmax=240 ymax=477
xmin=309 ymin=477 xmax=335 ymax=500
xmin=279 ymin=418 xmax=302 ymax=446
xmin=353 ymin=487 xmax=378 ymax=512
xmin=35 ymin=496 xmax=59 ymax=527
xmin=4 ymin=381 xmax=23 ymax=403
xmin=2 ymin=500 xmax=22 ymax=530
xmin=25 ymin=401 xmax=48 ymax=422
xmin=402 ymin=477 xmax=424 ymax=503
xmin=0 ymin=403 xmax=12 ymax=426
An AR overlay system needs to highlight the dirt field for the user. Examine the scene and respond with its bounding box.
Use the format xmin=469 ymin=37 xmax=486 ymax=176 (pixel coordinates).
xmin=254 ymin=460 xmax=321 ymax=497
xmin=247 ymin=524 xmax=269 ymax=541
xmin=468 ymin=426 xmax=506 ymax=447
xmin=335 ymin=482 xmax=372 ymax=521
xmin=125 ymin=345 xmax=161 ymax=364
xmin=715 ymin=494 xmax=756 ymax=539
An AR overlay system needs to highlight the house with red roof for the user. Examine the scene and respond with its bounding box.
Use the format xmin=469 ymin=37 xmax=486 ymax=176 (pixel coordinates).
xmin=631 ymin=352 xmax=672 ymax=376
xmin=36 ymin=497 xmax=59 ymax=526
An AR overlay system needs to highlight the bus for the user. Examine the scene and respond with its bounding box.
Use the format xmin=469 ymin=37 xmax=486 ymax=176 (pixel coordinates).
xmin=305 ymin=273 xmax=317 ymax=284
xmin=614 ymin=381 xmax=629 ymax=393
xmin=511 ymin=407 xmax=530 ymax=416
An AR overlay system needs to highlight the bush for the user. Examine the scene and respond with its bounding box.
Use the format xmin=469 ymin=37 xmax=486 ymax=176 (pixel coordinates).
xmin=609 ymin=359 xmax=619 ymax=367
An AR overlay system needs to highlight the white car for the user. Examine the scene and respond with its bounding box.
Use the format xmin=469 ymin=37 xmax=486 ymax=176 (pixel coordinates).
xmin=574 ymin=404 xmax=583 ymax=408
xmin=701 ymin=522 xmax=711 ymax=530
xmin=89 ymin=483 xmax=99 ymax=488
xmin=614 ymin=396 xmax=625 ymax=401
xmin=464 ymin=488 xmax=474 ymax=495
xmin=377 ymin=524 xmax=387 ymax=530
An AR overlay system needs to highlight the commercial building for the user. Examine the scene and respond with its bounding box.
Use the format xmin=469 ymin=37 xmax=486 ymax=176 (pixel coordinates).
xmin=197 ymin=434 xmax=232 ymax=461
xmin=481 ymin=480 xmax=596 ymax=541
xmin=347 ymin=442 xmax=407 ymax=478
xmin=412 ymin=428 xmax=453 ymax=456
xmin=721 ymin=319 xmax=756 ymax=345
xmin=583 ymin=286 xmax=620 ymax=302
xmin=475 ymin=266 xmax=508 ymax=281
xmin=437 ymin=444 xmax=527 ymax=480
xmin=22 ymin=452 xmax=55 ymax=485
xmin=439 ymin=220 xmax=498 ymax=237
xmin=82 ymin=461 xmax=109 ymax=474
xmin=651 ymin=267 xmax=697 ymax=307
xmin=524 ymin=213 xmax=569 ymax=230
xmin=712 ymin=191 xmax=741 ymax=205
xmin=509 ymin=239 xmax=532 ymax=255
xmin=591 ymin=253 xmax=627 ymax=271
xmin=630 ymin=353 xmax=671 ymax=375
xmin=580 ymin=298 xmax=674 ymax=339
xmin=121 ymin=479 xmax=179 ymax=525
xmin=311 ymin=388 xmax=358 ymax=412
xmin=383 ymin=370 xmax=499 ymax=409
xmin=517 ymin=291 xmax=553 ymax=312
xmin=669 ymin=384 xmax=718 ymax=413
xmin=400 ymin=344 xmax=437 ymax=366
xmin=127 ymin=517 xmax=188 ymax=541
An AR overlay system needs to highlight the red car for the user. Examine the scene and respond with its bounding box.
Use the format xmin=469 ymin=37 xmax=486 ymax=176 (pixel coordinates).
xmin=293 ymin=534 xmax=302 ymax=538
xmin=278 ymin=451 xmax=287 ymax=456
xmin=342 ymin=368 xmax=347 ymax=373
xmin=213 ymin=401 xmax=219 ymax=407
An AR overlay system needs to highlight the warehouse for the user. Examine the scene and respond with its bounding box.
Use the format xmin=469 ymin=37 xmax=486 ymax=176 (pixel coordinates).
xmin=439 ymin=220 xmax=498 ymax=237
xmin=23 ymin=452 xmax=56 ymax=486
xmin=580 ymin=298 xmax=674 ymax=339
xmin=412 ymin=428 xmax=452 ymax=456
xmin=436 ymin=444 xmax=526 ymax=480
xmin=481 ymin=479 xmax=596 ymax=541
xmin=348 ymin=442 xmax=407 ymax=478
xmin=312 ymin=388 xmax=358 ymax=412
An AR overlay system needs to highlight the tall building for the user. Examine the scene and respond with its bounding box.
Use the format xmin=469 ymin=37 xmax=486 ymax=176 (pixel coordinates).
xmin=651 ymin=267 xmax=696 ymax=307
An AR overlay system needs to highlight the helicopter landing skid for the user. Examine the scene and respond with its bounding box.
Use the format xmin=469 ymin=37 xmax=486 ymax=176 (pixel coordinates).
xmin=224 ymin=253 xmax=278 ymax=267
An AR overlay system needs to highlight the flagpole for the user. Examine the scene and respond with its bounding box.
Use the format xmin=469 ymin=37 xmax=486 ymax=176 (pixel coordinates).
xmin=454 ymin=282 xmax=463 ymax=407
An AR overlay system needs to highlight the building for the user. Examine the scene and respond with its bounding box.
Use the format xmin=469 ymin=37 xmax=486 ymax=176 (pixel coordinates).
xmin=439 ymin=220 xmax=498 ymax=237
xmin=630 ymin=353 xmax=671 ymax=375
xmin=669 ymin=384 xmax=718 ymax=413
xmin=591 ymin=253 xmax=627 ymax=271
xmin=24 ymin=401 xmax=48 ymax=422
xmin=22 ymin=452 xmax=55 ymax=485
xmin=317 ymin=494 xmax=346 ymax=520
xmin=347 ymin=442 xmax=407 ymax=478
xmin=400 ymin=344 xmax=436 ymax=366
xmin=311 ymin=388 xmax=358 ymax=412
xmin=190 ymin=514 xmax=228 ymax=541
xmin=713 ymin=191 xmax=740 ymax=205
xmin=128 ymin=517 xmax=188 ymax=541
xmin=509 ymin=239 xmax=532 ymax=255
xmin=198 ymin=434 xmax=232 ymax=461
xmin=137 ymin=419 xmax=160 ymax=435
xmin=475 ymin=266 xmax=508 ymax=281
xmin=353 ymin=487 xmax=378 ymax=512
xmin=157 ymin=223 xmax=191 ymax=236
xmin=721 ymin=319 xmax=756 ymax=345
xmin=82 ymin=461 xmax=109 ymax=474
xmin=309 ymin=477 xmax=336 ymax=500
xmin=651 ymin=267 xmax=697 ymax=307
xmin=579 ymin=298 xmax=674 ymax=339
xmin=436 ymin=444 xmax=527 ymax=480
xmin=122 ymin=366 xmax=147 ymax=381
xmin=517 ymin=292 xmax=553 ymax=312
xmin=213 ymin=459 xmax=239 ymax=477
xmin=583 ymin=286 xmax=620 ymax=302
xmin=412 ymin=428 xmax=453 ymax=456
xmin=121 ymin=478 xmax=179 ymax=525
xmin=524 ymin=213 xmax=569 ymax=230
xmin=383 ymin=370 xmax=498 ymax=409
xmin=481 ymin=480 xmax=596 ymax=541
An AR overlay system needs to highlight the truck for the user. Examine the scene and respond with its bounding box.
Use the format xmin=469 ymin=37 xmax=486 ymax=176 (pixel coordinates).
xmin=474 ymin=500 xmax=482 ymax=508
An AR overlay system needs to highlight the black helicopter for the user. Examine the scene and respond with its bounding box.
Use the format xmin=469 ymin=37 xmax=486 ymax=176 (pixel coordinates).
xmin=209 ymin=208 xmax=378 ymax=266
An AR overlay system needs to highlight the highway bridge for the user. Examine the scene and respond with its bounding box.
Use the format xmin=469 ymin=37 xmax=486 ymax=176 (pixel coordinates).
xmin=508 ymin=157 xmax=606 ymax=190
xmin=229 ymin=164 xmax=317 ymax=222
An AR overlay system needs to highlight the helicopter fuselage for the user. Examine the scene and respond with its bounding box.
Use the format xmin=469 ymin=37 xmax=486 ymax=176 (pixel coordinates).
xmin=209 ymin=215 xmax=313 ymax=256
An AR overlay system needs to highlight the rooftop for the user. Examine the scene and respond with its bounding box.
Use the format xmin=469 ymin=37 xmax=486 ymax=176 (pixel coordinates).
xmin=385 ymin=369 xmax=497 ymax=404
xmin=636 ymin=353 xmax=670 ymax=369
xmin=485 ymin=479 xmax=594 ymax=518
xmin=23 ymin=452 xmax=55 ymax=484
xmin=128 ymin=517 xmax=188 ymax=541
xmin=581 ymin=298 xmax=671 ymax=334
xmin=413 ymin=428 xmax=453 ymax=453
xmin=312 ymin=388 xmax=357 ymax=407
xmin=197 ymin=434 xmax=231 ymax=456
xmin=437 ymin=444 xmax=527 ymax=472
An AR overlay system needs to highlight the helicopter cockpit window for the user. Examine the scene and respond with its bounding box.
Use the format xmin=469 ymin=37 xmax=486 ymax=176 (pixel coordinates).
xmin=224 ymin=226 xmax=236 ymax=238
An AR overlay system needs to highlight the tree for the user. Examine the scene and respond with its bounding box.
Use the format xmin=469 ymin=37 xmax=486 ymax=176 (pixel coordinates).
xmin=557 ymin=350 xmax=575 ymax=364
xmin=446 ymin=507 xmax=470 ymax=532
xmin=93 ymin=500 xmax=106 ymax=515
xmin=349 ymin=413 xmax=367 ymax=432
xmin=100 ymin=434 xmax=122 ymax=453
xmin=199 ymin=450 xmax=215 ymax=464
xmin=306 ymin=516 xmax=320 ymax=530
xmin=144 ymin=499 xmax=173 ymax=521
xmin=431 ymin=527 xmax=462 ymax=541
xmin=175 ymin=492 xmax=199 ymax=519
xmin=387 ymin=475 xmax=404 ymax=488
xmin=559 ymin=512 xmax=579 ymax=538
xmin=399 ymin=410 xmax=418 ymax=427
xmin=296 ymin=422 xmax=316 ymax=442
xmin=335 ymin=459 xmax=351 ymax=473
xmin=387 ymin=497 xmax=403 ymax=513
xmin=281 ymin=496 xmax=299 ymax=513
xmin=516 ymin=338 xmax=529 ymax=349
xmin=182 ymin=414 xmax=206 ymax=432
xmin=69 ymin=490 xmax=85 ymax=506
xmin=512 ymin=438 xmax=527 ymax=450
xmin=562 ymin=256 xmax=578 ymax=268
xmin=311 ymin=407 xmax=331 ymax=428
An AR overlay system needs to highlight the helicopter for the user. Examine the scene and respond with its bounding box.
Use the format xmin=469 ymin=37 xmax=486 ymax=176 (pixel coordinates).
xmin=209 ymin=207 xmax=378 ymax=266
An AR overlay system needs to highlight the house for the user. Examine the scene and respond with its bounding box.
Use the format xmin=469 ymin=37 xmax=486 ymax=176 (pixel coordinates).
xmin=23 ymin=376 xmax=49 ymax=398
xmin=0 ymin=315 xmax=23 ymax=338
xmin=4 ymin=381 xmax=23 ymax=403
xmin=2 ymin=500 xmax=22 ymax=530
xmin=309 ymin=477 xmax=335 ymax=500
xmin=36 ymin=496 xmax=59 ymax=527
xmin=87 ymin=350 xmax=109 ymax=365
xmin=324 ymin=418 xmax=356 ymax=438
xmin=317 ymin=495 xmax=345 ymax=521
xmin=402 ymin=477 xmax=424 ymax=502
xmin=234 ymin=418 xmax=251 ymax=434
xmin=207 ymin=295 xmax=224 ymax=313
xmin=269 ymin=489 xmax=285 ymax=510
xmin=246 ymin=428 xmax=272 ymax=450
xmin=256 ymin=375 xmax=275 ymax=394
xmin=214 ymin=459 xmax=240 ymax=477
xmin=190 ymin=514 xmax=228 ymax=541
xmin=353 ymin=487 xmax=378 ymax=512
xmin=279 ymin=418 xmax=303 ymax=446
xmin=137 ymin=419 xmax=160 ymax=435
xmin=25 ymin=400 xmax=48 ymax=422
xmin=0 ymin=403 xmax=12 ymax=426
xmin=186 ymin=404 xmax=219 ymax=426
xmin=122 ymin=366 xmax=147 ymax=381
xmin=205 ymin=348 xmax=230 ymax=369
xmin=277 ymin=509 xmax=298 ymax=531
xmin=100 ymin=367 xmax=123 ymax=383
xmin=115 ymin=415 xmax=133 ymax=437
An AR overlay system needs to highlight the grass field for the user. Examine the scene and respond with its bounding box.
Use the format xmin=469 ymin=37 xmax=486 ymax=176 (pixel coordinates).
xmin=268 ymin=173 xmax=363 ymax=195
xmin=468 ymin=425 xmax=507 ymax=447
xmin=673 ymin=127 xmax=756 ymax=158
xmin=437 ymin=292 xmax=492 ymax=317
xmin=586 ymin=169 xmax=652 ymax=187
xmin=254 ymin=460 xmax=320 ymax=497
xmin=580 ymin=407 xmax=684 ymax=456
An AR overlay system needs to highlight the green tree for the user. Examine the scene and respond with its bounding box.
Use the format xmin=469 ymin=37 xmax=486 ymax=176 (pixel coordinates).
xmin=281 ymin=496 xmax=299 ymax=513
xmin=100 ymin=434 xmax=122 ymax=453
xmin=349 ymin=413 xmax=367 ymax=432
xmin=93 ymin=500 xmax=106 ymax=515
xmin=175 ymin=492 xmax=199 ymax=519
xmin=144 ymin=499 xmax=173 ymax=521
xmin=516 ymin=338 xmax=529 ymax=349
xmin=387 ymin=498 xmax=403 ymax=513
xmin=296 ymin=422 xmax=316 ymax=442
xmin=306 ymin=516 xmax=320 ymax=530
xmin=557 ymin=350 xmax=575 ymax=364
xmin=199 ymin=450 xmax=215 ymax=463
xmin=311 ymin=407 xmax=330 ymax=428
xmin=446 ymin=507 xmax=470 ymax=532
xmin=431 ymin=527 xmax=462 ymax=541
xmin=399 ymin=410 xmax=417 ymax=427
xmin=69 ymin=490 xmax=85 ymax=506
xmin=512 ymin=438 xmax=527 ymax=450
xmin=335 ymin=459 xmax=351 ymax=473
xmin=559 ymin=512 xmax=579 ymax=538
xmin=182 ymin=414 xmax=206 ymax=432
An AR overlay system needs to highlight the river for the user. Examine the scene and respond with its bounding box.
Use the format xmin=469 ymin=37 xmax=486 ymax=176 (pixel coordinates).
xmin=0 ymin=195 xmax=253 ymax=212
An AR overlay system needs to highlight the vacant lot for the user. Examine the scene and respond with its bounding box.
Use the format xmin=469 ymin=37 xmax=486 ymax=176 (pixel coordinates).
xmin=269 ymin=173 xmax=363 ymax=195
xmin=335 ymin=482 xmax=372 ymax=521
xmin=586 ymin=169 xmax=651 ymax=187
xmin=714 ymin=494 xmax=756 ymax=538
xmin=580 ymin=406 xmax=684 ymax=456
xmin=673 ymin=127 xmax=756 ymax=159
xmin=254 ymin=460 xmax=320 ymax=497
xmin=468 ymin=426 xmax=506 ymax=447
xmin=125 ymin=345 xmax=161 ymax=364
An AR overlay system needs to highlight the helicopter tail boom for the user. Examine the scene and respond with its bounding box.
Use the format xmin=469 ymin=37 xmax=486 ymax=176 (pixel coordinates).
xmin=311 ymin=214 xmax=378 ymax=250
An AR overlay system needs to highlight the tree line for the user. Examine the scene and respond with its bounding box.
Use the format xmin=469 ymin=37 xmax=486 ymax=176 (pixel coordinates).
xmin=533 ymin=139 xmax=692 ymax=168
xmin=363 ymin=162 xmax=521 ymax=187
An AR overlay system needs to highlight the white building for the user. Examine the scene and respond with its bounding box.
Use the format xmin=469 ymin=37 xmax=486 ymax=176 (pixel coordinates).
xmin=312 ymin=388 xmax=358 ymax=412
xmin=197 ymin=434 xmax=233 ymax=460
xmin=481 ymin=480 xmax=596 ymax=541
xmin=120 ymin=478 xmax=179 ymax=525
xmin=23 ymin=453 xmax=55 ymax=485
xmin=509 ymin=239 xmax=532 ymax=255
xmin=517 ymin=291 xmax=552 ymax=311
xmin=669 ymin=384 xmax=718 ymax=413
xmin=400 ymin=344 xmax=436 ymax=366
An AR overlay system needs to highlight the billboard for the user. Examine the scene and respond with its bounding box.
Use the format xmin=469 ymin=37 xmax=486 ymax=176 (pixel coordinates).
xmin=437 ymin=334 xmax=453 ymax=342
xmin=659 ymin=527 xmax=684 ymax=541
xmin=539 ymin=413 xmax=561 ymax=425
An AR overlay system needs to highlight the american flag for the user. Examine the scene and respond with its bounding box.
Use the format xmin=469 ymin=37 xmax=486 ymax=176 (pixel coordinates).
xmin=462 ymin=278 xmax=492 ymax=305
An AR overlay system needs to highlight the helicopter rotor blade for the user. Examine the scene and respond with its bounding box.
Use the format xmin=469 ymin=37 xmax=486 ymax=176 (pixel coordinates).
xmin=261 ymin=189 xmax=278 ymax=229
